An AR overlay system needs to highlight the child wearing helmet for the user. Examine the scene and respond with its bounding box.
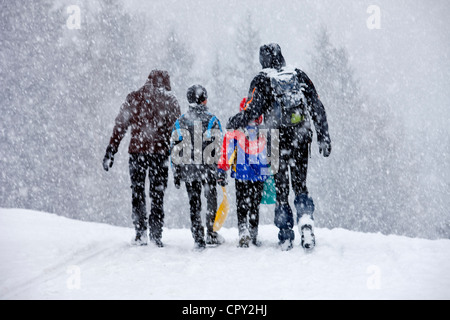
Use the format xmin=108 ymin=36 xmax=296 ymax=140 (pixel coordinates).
xmin=171 ymin=85 xmax=226 ymax=250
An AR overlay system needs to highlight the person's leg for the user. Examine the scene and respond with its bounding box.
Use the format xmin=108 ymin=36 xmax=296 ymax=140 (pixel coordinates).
xmin=186 ymin=181 xmax=205 ymax=247
xmin=147 ymin=154 xmax=169 ymax=246
xmin=203 ymin=181 xmax=217 ymax=236
xmin=291 ymin=143 xmax=314 ymax=223
xmin=203 ymin=179 xmax=224 ymax=245
xmin=249 ymin=180 xmax=265 ymax=245
xmin=129 ymin=154 xmax=149 ymax=244
xmin=291 ymin=143 xmax=315 ymax=249
xmin=274 ymin=152 xmax=295 ymax=247
xmin=235 ymin=179 xmax=251 ymax=246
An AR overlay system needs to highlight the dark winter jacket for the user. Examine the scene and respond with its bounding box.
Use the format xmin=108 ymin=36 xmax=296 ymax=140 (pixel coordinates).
xmin=171 ymin=103 xmax=223 ymax=183
xmin=227 ymin=43 xmax=331 ymax=149
xmin=108 ymin=70 xmax=181 ymax=156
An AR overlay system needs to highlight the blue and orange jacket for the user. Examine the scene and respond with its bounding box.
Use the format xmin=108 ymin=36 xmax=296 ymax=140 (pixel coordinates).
xmin=217 ymin=126 xmax=271 ymax=182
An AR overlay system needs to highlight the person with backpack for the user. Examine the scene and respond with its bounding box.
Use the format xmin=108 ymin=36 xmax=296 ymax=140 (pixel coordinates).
xmin=103 ymin=70 xmax=181 ymax=247
xmin=217 ymin=98 xmax=271 ymax=248
xmin=227 ymin=43 xmax=332 ymax=251
xmin=171 ymin=84 xmax=225 ymax=250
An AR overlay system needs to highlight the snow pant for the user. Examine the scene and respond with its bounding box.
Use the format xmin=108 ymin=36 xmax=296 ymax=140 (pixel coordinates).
xmin=129 ymin=154 xmax=168 ymax=241
xmin=274 ymin=141 xmax=315 ymax=242
xmin=235 ymin=179 xmax=265 ymax=240
xmin=185 ymin=180 xmax=217 ymax=244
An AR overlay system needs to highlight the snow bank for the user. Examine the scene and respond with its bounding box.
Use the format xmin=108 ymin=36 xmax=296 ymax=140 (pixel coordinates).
xmin=1 ymin=208 xmax=449 ymax=300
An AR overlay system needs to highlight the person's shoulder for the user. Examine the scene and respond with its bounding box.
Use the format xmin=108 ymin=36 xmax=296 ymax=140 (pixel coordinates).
xmin=125 ymin=90 xmax=141 ymax=106
xmin=294 ymin=68 xmax=313 ymax=84
xmin=246 ymin=73 xmax=269 ymax=90
xmin=253 ymin=72 xmax=269 ymax=82
xmin=164 ymin=90 xmax=178 ymax=101
xmin=203 ymin=111 xmax=219 ymax=123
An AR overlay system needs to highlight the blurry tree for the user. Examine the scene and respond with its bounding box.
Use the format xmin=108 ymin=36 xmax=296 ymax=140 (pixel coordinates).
xmin=309 ymin=27 xmax=412 ymax=236
xmin=159 ymin=27 xmax=195 ymax=101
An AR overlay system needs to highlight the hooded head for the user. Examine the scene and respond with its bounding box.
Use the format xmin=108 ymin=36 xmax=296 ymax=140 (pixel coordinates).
xmin=148 ymin=70 xmax=171 ymax=91
xmin=187 ymin=84 xmax=208 ymax=105
xmin=259 ymin=43 xmax=286 ymax=70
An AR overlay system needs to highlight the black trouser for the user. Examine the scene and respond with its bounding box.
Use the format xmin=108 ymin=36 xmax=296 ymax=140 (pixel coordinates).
xmin=275 ymin=142 xmax=309 ymax=205
xmin=235 ymin=180 xmax=265 ymax=240
xmin=129 ymin=154 xmax=169 ymax=241
xmin=274 ymin=134 xmax=311 ymax=241
xmin=185 ymin=180 xmax=217 ymax=244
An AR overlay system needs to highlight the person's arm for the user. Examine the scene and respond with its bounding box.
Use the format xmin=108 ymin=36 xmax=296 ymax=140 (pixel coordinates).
xmin=109 ymin=93 xmax=135 ymax=154
xmin=170 ymin=118 xmax=183 ymax=189
xmin=103 ymin=93 xmax=134 ymax=171
xmin=298 ymin=70 xmax=332 ymax=157
xmin=168 ymin=94 xmax=182 ymax=127
xmin=217 ymin=133 xmax=239 ymax=187
xmin=227 ymin=74 xmax=271 ymax=130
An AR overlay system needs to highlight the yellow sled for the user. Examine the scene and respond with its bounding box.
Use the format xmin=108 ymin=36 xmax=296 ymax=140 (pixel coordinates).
xmin=213 ymin=186 xmax=230 ymax=232
xmin=213 ymin=148 xmax=237 ymax=232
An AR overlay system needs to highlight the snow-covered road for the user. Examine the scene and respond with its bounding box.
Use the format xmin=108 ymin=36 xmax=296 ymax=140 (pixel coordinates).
xmin=1 ymin=209 xmax=449 ymax=300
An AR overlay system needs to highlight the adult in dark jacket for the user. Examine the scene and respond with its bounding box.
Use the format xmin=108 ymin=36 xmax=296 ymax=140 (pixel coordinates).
xmin=227 ymin=44 xmax=332 ymax=251
xmin=171 ymin=85 xmax=225 ymax=250
xmin=103 ymin=70 xmax=181 ymax=247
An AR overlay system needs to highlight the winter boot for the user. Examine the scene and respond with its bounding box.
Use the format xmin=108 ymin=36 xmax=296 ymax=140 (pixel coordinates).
xmin=148 ymin=230 xmax=164 ymax=248
xmin=295 ymin=194 xmax=316 ymax=251
xmin=193 ymin=239 xmax=206 ymax=252
xmin=249 ymin=226 xmax=261 ymax=247
xmin=252 ymin=238 xmax=262 ymax=247
xmin=275 ymin=205 xmax=295 ymax=251
xmin=278 ymin=229 xmax=295 ymax=251
xmin=150 ymin=235 xmax=164 ymax=248
xmin=206 ymin=232 xmax=225 ymax=246
xmin=301 ymin=225 xmax=316 ymax=251
xmin=238 ymin=229 xmax=251 ymax=248
xmin=131 ymin=230 xmax=148 ymax=246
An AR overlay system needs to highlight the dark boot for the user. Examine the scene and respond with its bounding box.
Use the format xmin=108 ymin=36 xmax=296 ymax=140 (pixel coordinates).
xmin=301 ymin=225 xmax=315 ymax=251
xmin=238 ymin=229 xmax=251 ymax=248
xmin=249 ymin=226 xmax=261 ymax=247
xmin=131 ymin=230 xmax=148 ymax=246
xmin=206 ymin=231 xmax=225 ymax=246
xmin=278 ymin=229 xmax=295 ymax=251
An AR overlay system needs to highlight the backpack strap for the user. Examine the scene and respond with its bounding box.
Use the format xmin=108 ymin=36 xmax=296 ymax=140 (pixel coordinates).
xmin=206 ymin=116 xmax=223 ymax=139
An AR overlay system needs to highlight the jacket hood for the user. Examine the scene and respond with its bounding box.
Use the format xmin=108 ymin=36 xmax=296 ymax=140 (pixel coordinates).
xmin=259 ymin=43 xmax=286 ymax=70
xmin=148 ymin=69 xmax=171 ymax=91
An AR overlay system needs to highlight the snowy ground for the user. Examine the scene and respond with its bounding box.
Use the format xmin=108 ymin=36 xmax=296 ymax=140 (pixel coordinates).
xmin=1 ymin=208 xmax=449 ymax=300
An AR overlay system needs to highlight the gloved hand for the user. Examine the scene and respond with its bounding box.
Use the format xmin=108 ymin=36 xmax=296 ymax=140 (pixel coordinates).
xmin=103 ymin=146 xmax=115 ymax=171
xmin=217 ymin=170 xmax=228 ymax=187
xmin=217 ymin=179 xmax=228 ymax=187
xmin=174 ymin=175 xmax=181 ymax=190
xmin=319 ymin=140 xmax=332 ymax=158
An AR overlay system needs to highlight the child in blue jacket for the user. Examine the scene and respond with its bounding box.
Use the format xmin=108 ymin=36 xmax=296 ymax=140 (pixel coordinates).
xmin=218 ymin=98 xmax=271 ymax=247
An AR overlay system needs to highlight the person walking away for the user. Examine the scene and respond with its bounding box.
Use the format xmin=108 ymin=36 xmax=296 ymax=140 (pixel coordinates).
xmin=171 ymin=85 xmax=225 ymax=251
xmin=218 ymin=98 xmax=270 ymax=248
xmin=227 ymin=44 xmax=332 ymax=251
xmin=103 ymin=70 xmax=181 ymax=247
